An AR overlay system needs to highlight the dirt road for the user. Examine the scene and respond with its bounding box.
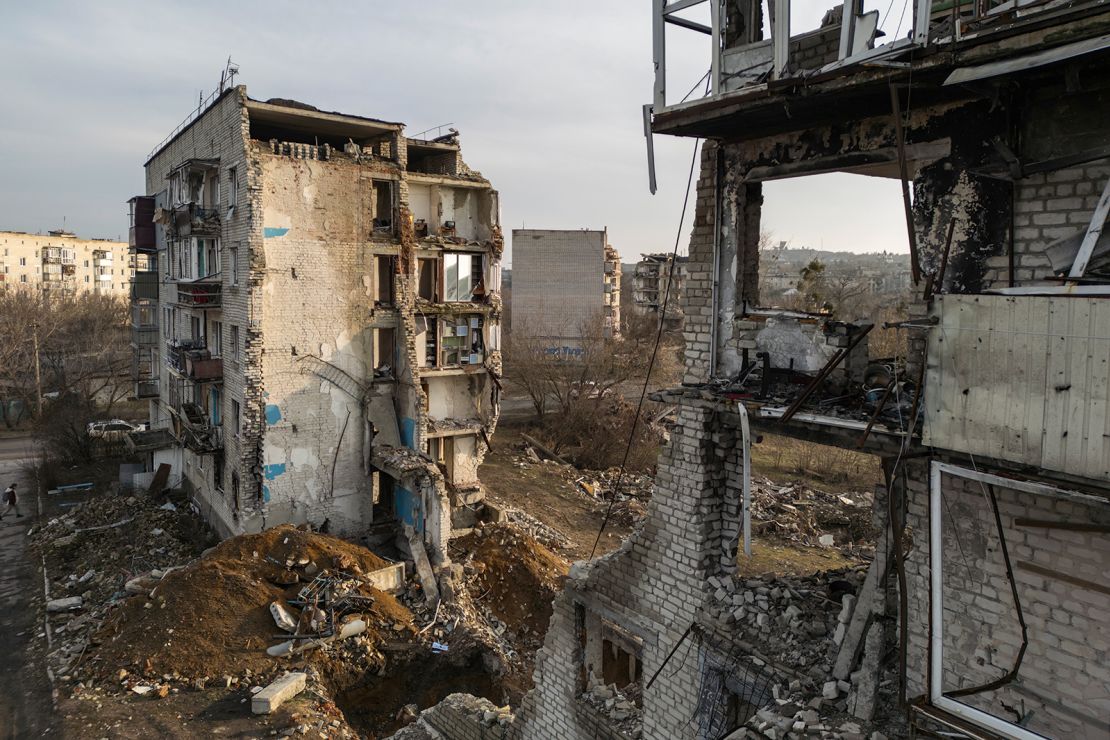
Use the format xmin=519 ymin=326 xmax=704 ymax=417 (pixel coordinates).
xmin=0 ymin=456 xmax=56 ymax=739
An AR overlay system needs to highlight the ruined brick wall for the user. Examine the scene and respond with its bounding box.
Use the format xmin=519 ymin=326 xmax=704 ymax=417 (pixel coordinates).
xmin=982 ymin=160 xmax=1110 ymax=287
xmin=254 ymin=147 xmax=400 ymax=536
xmin=515 ymin=403 xmax=734 ymax=739
xmin=902 ymin=456 xmax=1110 ymax=738
xmin=789 ymin=25 xmax=840 ymax=71
xmin=681 ymin=144 xmax=719 ymax=384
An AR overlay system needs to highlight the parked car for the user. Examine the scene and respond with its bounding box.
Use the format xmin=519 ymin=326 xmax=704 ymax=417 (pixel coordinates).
xmin=86 ymin=419 xmax=142 ymax=441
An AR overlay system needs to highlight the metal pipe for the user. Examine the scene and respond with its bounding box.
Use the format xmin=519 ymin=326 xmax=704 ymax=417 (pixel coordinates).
xmin=736 ymin=401 xmax=752 ymax=557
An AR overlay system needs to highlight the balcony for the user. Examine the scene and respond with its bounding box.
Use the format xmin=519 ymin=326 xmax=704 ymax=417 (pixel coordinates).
xmin=132 ymin=270 xmax=159 ymax=300
xmin=132 ymin=325 xmax=158 ymax=347
xmin=176 ymin=279 xmax=221 ymax=308
xmin=128 ymin=195 xmax=157 ymax=252
xmin=167 ymin=340 xmax=222 ymax=383
xmin=171 ymin=202 xmax=221 ymax=238
xmin=135 ymin=379 xmax=160 ymax=399
xmin=176 ymin=402 xmax=223 ymax=454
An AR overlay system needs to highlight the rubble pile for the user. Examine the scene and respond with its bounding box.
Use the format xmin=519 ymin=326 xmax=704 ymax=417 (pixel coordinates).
xmin=30 ymin=487 xmax=215 ymax=685
xmin=580 ymin=678 xmax=642 ymax=739
xmin=748 ymin=476 xmax=874 ymax=549
xmin=387 ymin=692 xmax=514 ymax=739
xmin=500 ymin=506 xmax=572 ymax=551
xmin=92 ymin=524 xmax=410 ymax=680
xmin=705 ymin=567 xmax=867 ymax=681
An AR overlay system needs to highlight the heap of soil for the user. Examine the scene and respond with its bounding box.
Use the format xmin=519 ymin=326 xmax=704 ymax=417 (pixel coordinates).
xmin=93 ymin=525 xmax=414 ymax=680
xmin=456 ymin=522 xmax=568 ymax=640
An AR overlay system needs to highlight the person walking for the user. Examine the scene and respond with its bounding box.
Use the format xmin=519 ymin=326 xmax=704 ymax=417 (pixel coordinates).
xmin=1 ymin=482 xmax=23 ymax=520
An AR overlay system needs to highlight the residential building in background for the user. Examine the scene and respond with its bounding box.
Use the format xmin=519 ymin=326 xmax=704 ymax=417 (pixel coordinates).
xmin=0 ymin=230 xmax=131 ymax=295
xmin=631 ymin=252 xmax=687 ymax=331
xmin=128 ymin=85 xmax=503 ymax=564
xmin=511 ymin=228 xmax=621 ymax=351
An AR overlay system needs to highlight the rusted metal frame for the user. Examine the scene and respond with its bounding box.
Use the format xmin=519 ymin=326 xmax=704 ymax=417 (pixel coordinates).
xmin=856 ymin=379 xmax=897 ymax=448
xmin=890 ymin=82 xmax=922 ymax=284
xmin=946 ymin=483 xmax=1028 ymax=699
xmin=646 ymin=623 xmax=698 ymax=691
xmin=923 ymin=216 xmax=957 ymax=300
xmin=1016 ymin=560 xmax=1110 ymax=596
xmin=1014 ymin=518 xmax=1110 ymax=532
xmin=779 ymin=323 xmax=875 ymax=424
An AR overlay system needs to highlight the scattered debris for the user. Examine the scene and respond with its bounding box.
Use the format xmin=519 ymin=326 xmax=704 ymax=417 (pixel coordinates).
xmin=251 ymin=671 xmax=307 ymax=714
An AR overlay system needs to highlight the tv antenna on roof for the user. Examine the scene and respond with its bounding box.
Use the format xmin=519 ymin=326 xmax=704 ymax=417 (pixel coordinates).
xmin=219 ymin=56 xmax=240 ymax=92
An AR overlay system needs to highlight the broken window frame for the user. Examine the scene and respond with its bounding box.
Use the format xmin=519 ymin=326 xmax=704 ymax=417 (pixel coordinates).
xmin=928 ymin=461 xmax=1083 ymax=740
xmin=371 ymin=179 xmax=396 ymax=236
xmin=442 ymin=252 xmax=482 ymax=303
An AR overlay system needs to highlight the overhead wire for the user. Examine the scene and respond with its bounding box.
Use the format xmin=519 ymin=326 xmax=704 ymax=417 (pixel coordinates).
xmin=588 ymin=134 xmax=701 ymax=560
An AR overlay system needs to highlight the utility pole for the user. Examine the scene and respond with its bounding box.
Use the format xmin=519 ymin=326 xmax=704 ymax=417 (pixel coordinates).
xmin=32 ymin=322 xmax=43 ymax=417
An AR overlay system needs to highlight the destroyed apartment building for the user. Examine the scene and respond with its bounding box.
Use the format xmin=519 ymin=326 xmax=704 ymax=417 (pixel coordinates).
xmin=126 ymin=86 xmax=503 ymax=565
xmin=632 ymin=252 xmax=689 ymax=331
xmin=511 ymin=228 xmax=623 ymax=349
xmin=458 ymin=2 xmax=1110 ymax=739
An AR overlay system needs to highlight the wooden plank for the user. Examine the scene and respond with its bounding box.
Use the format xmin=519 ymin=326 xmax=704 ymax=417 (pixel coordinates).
xmin=1069 ymin=175 xmax=1110 ymax=277
xmin=1040 ymin=298 xmax=1071 ymax=472
xmin=962 ymin=297 xmax=988 ymax=458
xmin=1003 ymin=298 xmax=1030 ymax=462
xmin=1063 ymin=298 xmax=1091 ymax=474
xmin=1022 ymin=297 xmax=1050 ymax=469
xmin=1085 ymin=300 xmax=1110 ymax=480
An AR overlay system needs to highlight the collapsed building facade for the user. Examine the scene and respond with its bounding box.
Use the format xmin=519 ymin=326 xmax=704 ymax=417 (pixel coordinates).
xmin=511 ymin=229 xmax=623 ymax=348
xmin=504 ymin=2 xmax=1110 ymax=739
xmin=127 ymin=86 xmax=503 ymax=563
xmin=632 ymin=253 xmax=689 ymax=331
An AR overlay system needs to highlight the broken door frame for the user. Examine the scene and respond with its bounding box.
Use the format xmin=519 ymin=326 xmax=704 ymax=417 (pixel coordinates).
xmin=928 ymin=461 xmax=1100 ymax=740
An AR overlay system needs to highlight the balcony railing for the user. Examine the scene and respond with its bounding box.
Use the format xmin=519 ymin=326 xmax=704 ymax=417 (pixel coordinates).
xmin=133 ymin=270 xmax=159 ymax=300
xmin=176 ymin=280 xmax=221 ymax=308
xmin=176 ymin=402 xmax=223 ymax=454
xmin=166 ymin=340 xmax=222 ymax=382
xmin=171 ymin=202 xmax=221 ymax=237
xmin=132 ymin=326 xmax=159 ymax=346
xmin=135 ymin=379 xmax=160 ymax=399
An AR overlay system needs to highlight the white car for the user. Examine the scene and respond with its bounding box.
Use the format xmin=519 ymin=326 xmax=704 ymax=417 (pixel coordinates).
xmin=86 ymin=419 xmax=142 ymax=441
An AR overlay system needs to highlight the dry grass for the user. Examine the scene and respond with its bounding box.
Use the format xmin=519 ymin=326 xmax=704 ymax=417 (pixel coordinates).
xmin=750 ymin=433 xmax=881 ymax=492
xmin=735 ymin=540 xmax=860 ymax=577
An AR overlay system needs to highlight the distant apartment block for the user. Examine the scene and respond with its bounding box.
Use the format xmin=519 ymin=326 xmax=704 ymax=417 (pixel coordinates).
xmin=0 ymin=230 xmax=132 ymax=295
xmin=511 ymin=229 xmax=621 ymax=349
xmin=632 ymin=253 xmax=687 ymax=331
xmin=127 ymin=85 xmax=502 ymax=564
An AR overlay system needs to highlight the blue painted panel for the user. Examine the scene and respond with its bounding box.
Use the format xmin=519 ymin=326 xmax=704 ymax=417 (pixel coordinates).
xmin=394 ymin=486 xmax=423 ymax=534
xmin=263 ymin=227 xmax=289 ymax=238
xmin=262 ymin=484 xmax=271 ymax=503
xmin=265 ymin=404 xmax=282 ymax=425
xmin=400 ymin=417 xmax=416 ymax=449
xmin=263 ymin=463 xmax=286 ymax=481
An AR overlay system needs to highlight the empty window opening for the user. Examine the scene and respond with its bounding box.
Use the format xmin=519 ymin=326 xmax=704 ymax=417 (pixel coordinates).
xmin=375 ymin=255 xmax=395 ymax=306
xmin=418 ymin=258 xmax=438 ymax=301
xmin=372 ymin=470 xmax=396 ymax=521
xmin=372 ymin=180 xmax=394 ymax=234
xmin=375 ymin=327 xmax=396 ymax=376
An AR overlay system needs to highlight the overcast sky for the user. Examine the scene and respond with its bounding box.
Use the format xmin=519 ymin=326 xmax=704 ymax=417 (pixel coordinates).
xmin=0 ymin=1 xmax=910 ymax=264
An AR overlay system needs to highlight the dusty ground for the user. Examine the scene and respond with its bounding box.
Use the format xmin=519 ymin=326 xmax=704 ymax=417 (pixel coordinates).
xmin=479 ymin=419 xmax=634 ymax=560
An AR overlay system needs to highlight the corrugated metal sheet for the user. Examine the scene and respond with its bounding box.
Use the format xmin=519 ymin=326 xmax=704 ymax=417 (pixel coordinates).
xmin=924 ymin=294 xmax=1110 ymax=481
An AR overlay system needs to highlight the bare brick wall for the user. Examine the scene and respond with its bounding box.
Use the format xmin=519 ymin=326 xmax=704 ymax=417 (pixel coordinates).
xmin=902 ymin=457 xmax=1110 ymax=737
xmin=681 ymin=143 xmax=718 ymax=384
xmin=983 ymin=161 xmax=1110 ymax=287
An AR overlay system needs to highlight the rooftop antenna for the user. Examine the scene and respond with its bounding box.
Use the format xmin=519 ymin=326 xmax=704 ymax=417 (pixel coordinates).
xmin=219 ymin=56 xmax=240 ymax=92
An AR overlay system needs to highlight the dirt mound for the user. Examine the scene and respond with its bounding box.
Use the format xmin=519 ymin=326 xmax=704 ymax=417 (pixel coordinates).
xmin=93 ymin=524 xmax=414 ymax=680
xmin=455 ymin=522 xmax=568 ymax=642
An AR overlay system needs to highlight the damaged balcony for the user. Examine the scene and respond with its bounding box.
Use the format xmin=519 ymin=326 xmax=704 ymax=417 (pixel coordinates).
xmin=176 ymin=277 xmax=222 ymax=308
xmin=172 ymin=401 xmax=223 ymax=455
xmin=128 ymin=195 xmax=156 ymax=252
xmin=656 ymin=308 xmax=912 ymax=455
xmin=170 ymin=202 xmax=221 ymax=238
xmin=651 ymin=0 xmax=1110 ymax=138
xmin=167 ymin=340 xmax=223 ymax=383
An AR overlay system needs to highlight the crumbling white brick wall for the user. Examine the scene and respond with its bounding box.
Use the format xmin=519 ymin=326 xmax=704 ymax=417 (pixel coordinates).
xmin=983 ymin=161 xmax=1110 ymax=287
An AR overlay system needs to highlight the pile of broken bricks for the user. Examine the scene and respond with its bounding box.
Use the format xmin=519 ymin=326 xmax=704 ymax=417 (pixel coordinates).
xmin=580 ymin=678 xmax=643 ymax=739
